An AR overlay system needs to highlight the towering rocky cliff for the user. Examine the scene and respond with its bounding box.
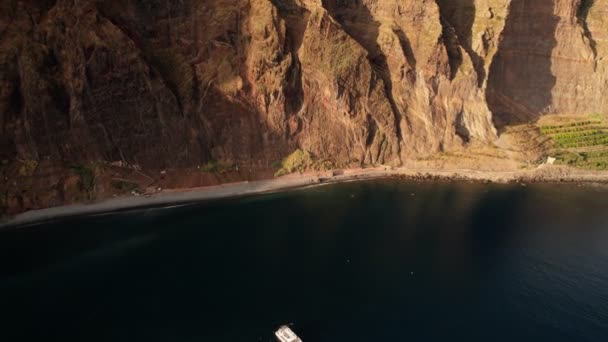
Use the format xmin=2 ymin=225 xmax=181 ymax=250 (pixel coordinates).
xmin=1 ymin=0 xmax=607 ymax=212
xmin=488 ymin=0 xmax=608 ymax=127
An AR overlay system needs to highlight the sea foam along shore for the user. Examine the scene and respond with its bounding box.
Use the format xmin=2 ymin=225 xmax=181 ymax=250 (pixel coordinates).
xmin=3 ymin=165 xmax=608 ymax=228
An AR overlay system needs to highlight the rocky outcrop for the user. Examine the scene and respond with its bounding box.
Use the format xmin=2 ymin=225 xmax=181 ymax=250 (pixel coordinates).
xmin=488 ymin=0 xmax=608 ymax=127
xmin=1 ymin=0 xmax=608 ymax=213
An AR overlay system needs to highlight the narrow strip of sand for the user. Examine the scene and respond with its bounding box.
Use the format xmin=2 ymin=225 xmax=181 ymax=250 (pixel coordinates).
xmin=3 ymin=165 xmax=608 ymax=228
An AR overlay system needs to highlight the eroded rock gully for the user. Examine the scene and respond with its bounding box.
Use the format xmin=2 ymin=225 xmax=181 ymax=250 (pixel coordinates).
xmin=0 ymin=0 xmax=607 ymax=213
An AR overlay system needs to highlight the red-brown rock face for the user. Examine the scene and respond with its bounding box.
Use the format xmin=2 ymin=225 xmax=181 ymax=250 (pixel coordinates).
xmin=488 ymin=0 xmax=608 ymax=127
xmin=0 ymin=0 xmax=606 ymax=168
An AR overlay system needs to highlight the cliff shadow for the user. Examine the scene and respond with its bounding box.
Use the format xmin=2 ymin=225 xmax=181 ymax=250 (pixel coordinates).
xmin=468 ymin=186 xmax=528 ymax=270
xmin=435 ymin=0 xmax=485 ymax=87
xmin=271 ymin=0 xmax=308 ymax=127
xmin=578 ymin=0 xmax=597 ymax=67
xmin=486 ymin=0 xmax=559 ymax=130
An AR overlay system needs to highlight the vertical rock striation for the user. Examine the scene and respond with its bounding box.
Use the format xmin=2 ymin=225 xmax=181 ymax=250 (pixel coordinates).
xmin=0 ymin=0 xmax=606 ymax=169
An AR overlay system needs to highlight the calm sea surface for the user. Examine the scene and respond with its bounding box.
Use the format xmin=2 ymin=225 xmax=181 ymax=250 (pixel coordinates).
xmin=2 ymin=180 xmax=608 ymax=341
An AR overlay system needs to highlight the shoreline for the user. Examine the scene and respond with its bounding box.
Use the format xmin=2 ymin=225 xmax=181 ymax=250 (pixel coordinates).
xmin=3 ymin=165 xmax=608 ymax=228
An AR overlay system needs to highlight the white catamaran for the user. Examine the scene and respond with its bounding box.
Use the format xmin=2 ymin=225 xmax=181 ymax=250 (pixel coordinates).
xmin=275 ymin=325 xmax=303 ymax=342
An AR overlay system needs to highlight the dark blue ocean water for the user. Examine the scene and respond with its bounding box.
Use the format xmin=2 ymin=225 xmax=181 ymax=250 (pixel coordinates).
xmin=1 ymin=180 xmax=608 ymax=341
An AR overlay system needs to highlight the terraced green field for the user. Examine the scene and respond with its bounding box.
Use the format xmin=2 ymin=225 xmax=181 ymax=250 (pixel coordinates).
xmin=540 ymin=117 xmax=608 ymax=170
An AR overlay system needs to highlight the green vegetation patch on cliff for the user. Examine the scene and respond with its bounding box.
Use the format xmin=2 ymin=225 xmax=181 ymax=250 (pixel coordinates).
xmin=274 ymin=149 xmax=339 ymax=177
xmin=541 ymin=118 xmax=607 ymax=148
xmin=541 ymin=114 xmax=608 ymax=170
xmin=552 ymin=150 xmax=608 ymax=170
xmin=70 ymin=163 xmax=96 ymax=194
xmin=274 ymin=149 xmax=313 ymax=177
xmin=200 ymin=160 xmax=238 ymax=174
xmin=18 ymin=160 xmax=38 ymax=177
xmin=301 ymin=9 xmax=365 ymax=78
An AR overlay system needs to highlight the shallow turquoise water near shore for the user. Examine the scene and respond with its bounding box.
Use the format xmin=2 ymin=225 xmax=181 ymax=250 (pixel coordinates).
xmin=2 ymin=180 xmax=608 ymax=341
